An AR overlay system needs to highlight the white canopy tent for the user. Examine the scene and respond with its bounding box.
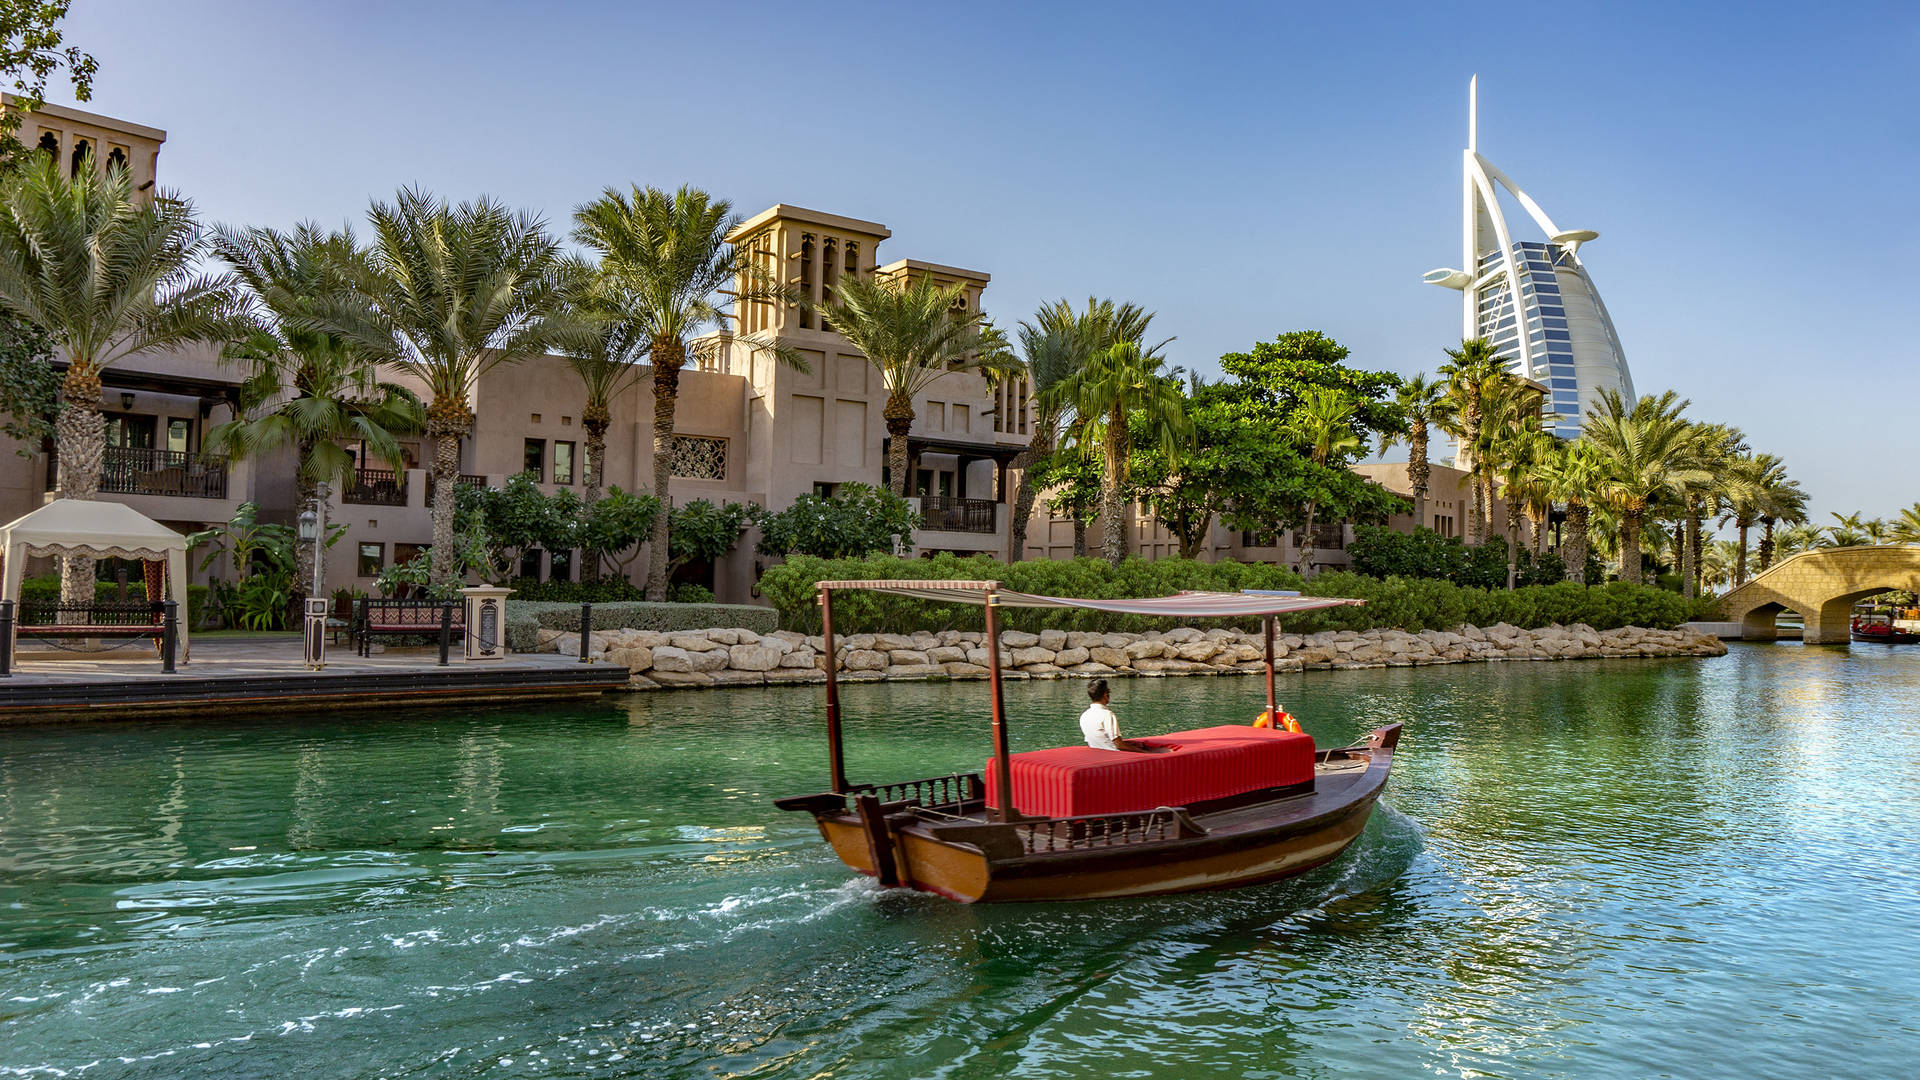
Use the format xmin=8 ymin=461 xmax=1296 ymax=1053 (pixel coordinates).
xmin=0 ymin=499 xmax=191 ymax=656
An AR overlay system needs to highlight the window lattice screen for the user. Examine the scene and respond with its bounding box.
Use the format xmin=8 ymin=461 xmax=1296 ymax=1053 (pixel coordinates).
xmin=670 ymin=435 xmax=727 ymax=480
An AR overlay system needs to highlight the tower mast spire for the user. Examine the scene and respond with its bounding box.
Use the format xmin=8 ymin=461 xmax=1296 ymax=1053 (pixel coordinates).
xmin=1469 ymin=73 xmax=1478 ymax=152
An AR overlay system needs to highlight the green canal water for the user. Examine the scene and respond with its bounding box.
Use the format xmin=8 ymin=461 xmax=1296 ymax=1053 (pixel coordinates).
xmin=3 ymin=644 xmax=1918 ymax=1078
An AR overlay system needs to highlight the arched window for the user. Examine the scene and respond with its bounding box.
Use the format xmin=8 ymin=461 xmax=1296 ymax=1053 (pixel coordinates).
xmin=106 ymin=146 xmax=127 ymax=172
xmin=69 ymin=138 xmax=91 ymax=176
xmin=798 ymin=234 xmax=814 ymax=329
xmin=821 ymin=238 xmax=837 ymax=300
xmin=36 ymin=131 xmax=58 ymax=158
xmin=844 ymin=242 xmax=859 ymax=281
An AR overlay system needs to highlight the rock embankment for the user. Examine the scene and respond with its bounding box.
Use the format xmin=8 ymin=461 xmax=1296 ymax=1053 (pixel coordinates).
xmin=533 ymin=622 xmax=1727 ymax=690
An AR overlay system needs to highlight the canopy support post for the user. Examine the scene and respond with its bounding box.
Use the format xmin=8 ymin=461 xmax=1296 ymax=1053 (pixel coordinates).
xmin=984 ymin=589 xmax=1014 ymax=823
xmin=1264 ymin=615 xmax=1278 ymax=721
xmin=820 ymin=587 xmax=848 ymax=793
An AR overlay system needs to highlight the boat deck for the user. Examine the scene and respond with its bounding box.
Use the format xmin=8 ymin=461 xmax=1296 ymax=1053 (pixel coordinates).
xmin=0 ymin=636 xmax=628 ymax=722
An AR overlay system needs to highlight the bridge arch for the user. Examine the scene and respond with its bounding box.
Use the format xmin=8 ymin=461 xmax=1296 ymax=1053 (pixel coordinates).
xmin=1718 ymin=546 xmax=1920 ymax=643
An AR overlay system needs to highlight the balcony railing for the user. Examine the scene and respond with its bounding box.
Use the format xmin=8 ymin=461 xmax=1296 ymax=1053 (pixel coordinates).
xmin=95 ymin=446 xmax=230 ymax=499
xmin=1293 ymin=524 xmax=1347 ymax=551
xmin=345 ymin=467 xmax=408 ymax=506
xmin=425 ymin=472 xmax=488 ymax=502
xmin=920 ymin=495 xmax=997 ymax=534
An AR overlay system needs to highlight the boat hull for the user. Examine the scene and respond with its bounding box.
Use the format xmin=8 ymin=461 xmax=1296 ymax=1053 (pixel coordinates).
xmin=781 ymin=723 xmax=1401 ymax=903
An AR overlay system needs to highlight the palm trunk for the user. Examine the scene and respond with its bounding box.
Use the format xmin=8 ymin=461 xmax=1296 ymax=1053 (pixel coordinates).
xmin=1408 ymin=428 xmax=1429 ymax=526
xmin=883 ymin=392 xmax=913 ymax=499
xmin=1681 ymin=499 xmax=1700 ymax=600
xmin=1100 ymin=412 xmax=1128 ymax=566
xmin=1006 ymin=413 xmax=1052 ymax=563
xmin=54 ymin=363 xmax=104 ymax=606
xmin=1758 ymin=517 xmax=1776 ymax=573
xmin=292 ymin=446 xmax=317 ymax=597
xmin=1618 ymin=511 xmax=1643 ymax=584
xmin=1505 ymin=493 xmax=1521 ymax=590
xmin=1461 ymin=408 xmax=1483 ymax=543
xmin=1298 ymin=504 xmax=1316 ymax=578
xmin=581 ymin=411 xmax=608 ymax=583
xmin=1734 ymin=521 xmax=1751 ymax=586
xmin=1564 ymin=503 xmax=1589 ymax=584
xmin=646 ymin=340 xmax=686 ymax=601
xmin=1072 ymin=519 xmax=1086 ymax=557
xmin=426 ymin=401 xmax=469 ymax=589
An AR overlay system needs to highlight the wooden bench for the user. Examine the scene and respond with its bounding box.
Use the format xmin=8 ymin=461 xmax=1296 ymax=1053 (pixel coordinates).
xmin=17 ymin=602 xmax=165 ymax=640
xmin=354 ymin=598 xmax=463 ymax=656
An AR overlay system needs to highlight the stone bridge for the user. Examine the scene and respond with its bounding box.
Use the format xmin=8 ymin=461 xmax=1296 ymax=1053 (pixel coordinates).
xmin=1718 ymin=545 xmax=1920 ymax=643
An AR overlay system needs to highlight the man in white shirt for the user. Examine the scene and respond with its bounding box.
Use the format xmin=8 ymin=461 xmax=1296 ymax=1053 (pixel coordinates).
xmin=1079 ymin=679 xmax=1150 ymax=752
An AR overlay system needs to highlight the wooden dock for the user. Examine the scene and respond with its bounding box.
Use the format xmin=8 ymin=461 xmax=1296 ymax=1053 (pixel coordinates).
xmin=0 ymin=636 xmax=629 ymax=722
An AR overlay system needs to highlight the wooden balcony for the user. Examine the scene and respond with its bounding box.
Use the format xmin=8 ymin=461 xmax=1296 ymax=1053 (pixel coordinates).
xmin=344 ymin=467 xmax=408 ymax=506
xmin=96 ymin=446 xmax=230 ymax=499
xmin=920 ymin=495 xmax=998 ymax=534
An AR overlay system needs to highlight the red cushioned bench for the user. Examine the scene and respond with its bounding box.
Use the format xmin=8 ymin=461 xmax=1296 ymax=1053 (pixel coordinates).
xmin=986 ymin=725 xmax=1317 ymax=818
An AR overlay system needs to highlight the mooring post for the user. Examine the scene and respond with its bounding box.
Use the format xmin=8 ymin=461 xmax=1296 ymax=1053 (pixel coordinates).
xmin=161 ymin=599 xmax=178 ymax=674
xmin=438 ymin=600 xmax=453 ymax=666
xmin=984 ymin=589 xmax=1014 ymax=823
xmin=820 ymin=587 xmax=847 ymax=793
xmin=1264 ymin=615 xmax=1277 ymax=721
xmin=0 ymin=598 xmax=13 ymax=678
xmin=579 ymin=602 xmax=593 ymax=663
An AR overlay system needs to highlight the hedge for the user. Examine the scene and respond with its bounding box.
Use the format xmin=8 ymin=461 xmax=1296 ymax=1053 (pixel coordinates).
xmin=756 ymin=555 xmax=1693 ymax=635
xmin=504 ymin=599 xmax=779 ymax=651
xmin=18 ymin=575 xmax=211 ymax=628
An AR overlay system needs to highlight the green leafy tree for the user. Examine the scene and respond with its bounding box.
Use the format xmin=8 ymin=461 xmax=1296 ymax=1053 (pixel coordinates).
xmin=818 ymin=272 xmax=1016 ymax=498
xmin=205 ymin=222 xmax=424 ymax=592
xmin=572 ymin=184 xmax=798 ymax=601
xmin=324 ymin=188 xmax=573 ymax=589
xmin=1292 ymin=387 xmax=1364 ymax=575
xmin=1024 ymin=447 xmax=1103 ymax=556
xmin=0 ymin=313 xmax=53 ymax=450
xmin=754 ymin=482 xmax=919 ymax=560
xmin=579 ymin=487 xmax=661 ymax=580
xmin=0 ymin=152 xmax=241 ymax=604
xmin=666 ymin=498 xmax=756 ymax=578
xmin=0 ymin=3 xmax=95 ymax=165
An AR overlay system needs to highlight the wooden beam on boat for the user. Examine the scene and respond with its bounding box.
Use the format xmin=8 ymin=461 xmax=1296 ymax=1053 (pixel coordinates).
xmin=983 ymin=588 xmax=1015 ymax=823
xmin=820 ymin=586 xmax=849 ymax=793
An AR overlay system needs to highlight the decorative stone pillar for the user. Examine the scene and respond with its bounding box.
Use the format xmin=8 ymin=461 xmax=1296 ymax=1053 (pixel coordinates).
xmin=460 ymin=586 xmax=513 ymax=660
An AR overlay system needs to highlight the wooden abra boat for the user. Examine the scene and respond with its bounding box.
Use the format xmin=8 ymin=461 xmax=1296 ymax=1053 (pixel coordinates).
xmin=1851 ymin=610 xmax=1920 ymax=644
xmin=775 ymin=580 xmax=1404 ymax=903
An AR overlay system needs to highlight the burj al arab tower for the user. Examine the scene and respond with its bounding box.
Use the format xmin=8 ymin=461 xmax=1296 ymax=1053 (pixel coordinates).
xmin=1423 ymin=77 xmax=1635 ymax=437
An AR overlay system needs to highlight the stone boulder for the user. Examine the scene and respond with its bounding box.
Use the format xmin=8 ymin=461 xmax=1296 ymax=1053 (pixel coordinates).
xmin=843 ymin=649 xmax=888 ymax=671
xmin=728 ymin=643 xmax=785 ymax=672
xmin=1000 ymin=630 xmax=1041 ymax=649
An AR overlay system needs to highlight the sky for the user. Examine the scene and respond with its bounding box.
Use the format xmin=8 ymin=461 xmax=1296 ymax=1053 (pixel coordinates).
xmin=44 ymin=0 xmax=1920 ymax=525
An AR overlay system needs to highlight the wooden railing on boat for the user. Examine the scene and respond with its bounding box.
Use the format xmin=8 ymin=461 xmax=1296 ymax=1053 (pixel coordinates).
xmin=846 ymin=772 xmax=981 ymax=810
xmin=1015 ymin=807 xmax=1208 ymax=854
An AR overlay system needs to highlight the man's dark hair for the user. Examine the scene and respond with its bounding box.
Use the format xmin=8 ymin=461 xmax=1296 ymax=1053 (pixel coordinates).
xmin=1088 ymin=679 xmax=1109 ymax=702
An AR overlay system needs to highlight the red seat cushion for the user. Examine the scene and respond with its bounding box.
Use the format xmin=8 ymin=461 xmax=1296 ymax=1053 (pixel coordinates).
xmin=985 ymin=725 xmax=1316 ymax=817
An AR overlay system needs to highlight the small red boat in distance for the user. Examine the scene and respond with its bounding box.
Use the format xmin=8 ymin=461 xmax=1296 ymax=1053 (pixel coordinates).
xmin=774 ymin=580 xmax=1403 ymax=903
xmin=1851 ymin=609 xmax=1920 ymax=645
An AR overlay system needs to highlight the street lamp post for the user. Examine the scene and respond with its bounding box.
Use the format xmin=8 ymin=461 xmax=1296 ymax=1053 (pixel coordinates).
xmin=299 ymin=481 xmax=331 ymax=669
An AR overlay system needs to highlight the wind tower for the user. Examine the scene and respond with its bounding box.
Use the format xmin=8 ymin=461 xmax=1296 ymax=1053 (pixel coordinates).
xmin=1423 ymin=76 xmax=1635 ymax=438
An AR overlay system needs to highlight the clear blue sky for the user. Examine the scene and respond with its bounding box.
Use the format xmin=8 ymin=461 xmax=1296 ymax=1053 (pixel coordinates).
xmin=52 ymin=0 xmax=1919 ymax=525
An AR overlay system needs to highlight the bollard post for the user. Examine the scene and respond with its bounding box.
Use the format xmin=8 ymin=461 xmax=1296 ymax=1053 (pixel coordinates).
xmin=579 ymin=602 xmax=593 ymax=663
xmin=161 ymin=599 xmax=178 ymax=674
xmin=0 ymin=597 xmax=13 ymax=678
xmin=438 ymin=600 xmax=453 ymax=666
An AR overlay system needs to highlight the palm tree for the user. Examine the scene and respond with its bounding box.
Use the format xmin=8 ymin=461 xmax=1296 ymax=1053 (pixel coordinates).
xmin=325 ymin=188 xmax=571 ymax=589
xmin=1583 ymin=389 xmax=1711 ymax=584
xmin=1680 ymin=424 xmax=1745 ymax=598
xmin=0 ymin=152 xmax=240 ymax=604
xmin=1291 ymin=386 xmax=1364 ymax=577
xmin=572 ymin=185 xmax=794 ymax=600
xmin=1775 ymin=522 xmax=1827 ymax=559
xmin=205 ymin=222 xmax=425 ymax=592
xmin=555 ymin=275 xmax=651 ymax=509
xmin=1754 ymin=470 xmax=1807 ymax=572
xmin=1538 ymin=438 xmax=1606 ymax=583
xmin=1050 ymin=340 xmax=1190 ymax=565
xmin=819 ymin=272 xmax=1014 ymax=500
xmin=1437 ymin=338 xmax=1508 ymax=543
xmin=1827 ymin=511 xmax=1869 ymax=547
xmin=1377 ymin=372 xmax=1451 ymax=526
xmin=1891 ymin=503 xmax=1920 ymax=545
xmin=1719 ymin=451 xmax=1789 ymax=587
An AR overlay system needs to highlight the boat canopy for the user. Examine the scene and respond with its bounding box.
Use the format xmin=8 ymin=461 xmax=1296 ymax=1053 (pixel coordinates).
xmin=813 ymin=580 xmax=1364 ymax=617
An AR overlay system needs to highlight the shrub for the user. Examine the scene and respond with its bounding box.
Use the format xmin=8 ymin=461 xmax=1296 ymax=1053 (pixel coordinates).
xmin=669 ymin=583 xmax=718 ymax=604
xmin=505 ymin=599 xmax=779 ymax=641
xmin=504 ymin=577 xmax=647 ymax=602
xmin=756 ymin=555 xmax=1693 ymax=635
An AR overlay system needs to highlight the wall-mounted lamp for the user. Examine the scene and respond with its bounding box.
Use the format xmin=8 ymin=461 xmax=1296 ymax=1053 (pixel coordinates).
xmin=119 ymin=392 xmax=135 ymax=410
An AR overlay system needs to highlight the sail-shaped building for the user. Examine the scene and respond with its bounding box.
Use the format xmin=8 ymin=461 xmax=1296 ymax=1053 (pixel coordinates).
xmin=1424 ymin=78 xmax=1635 ymax=438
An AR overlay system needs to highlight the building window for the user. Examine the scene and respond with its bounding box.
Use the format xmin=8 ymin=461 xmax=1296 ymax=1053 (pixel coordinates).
xmin=822 ymin=237 xmax=838 ymax=300
xmin=844 ymin=242 xmax=859 ymax=281
xmin=553 ymin=441 xmax=575 ymax=485
xmin=523 ymin=438 xmax=545 ymax=481
xmin=69 ymin=138 xmax=90 ymax=176
xmin=798 ymin=233 xmax=814 ymax=329
xmin=358 ymin=542 xmax=384 ymax=578
xmin=166 ymin=419 xmax=191 ymax=454
xmin=549 ymin=548 xmax=573 ymax=582
xmin=812 ymin=481 xmax=839 ymax=498
xmin=520 ymin=548 xmax=544 ymax=580
xmin=106 ymin=145 xmax=127 ymax=172
xmin=669 ymin=435 xmax=727 ymax=480
xmin=36 ymin=130 xmax=57 ymax=158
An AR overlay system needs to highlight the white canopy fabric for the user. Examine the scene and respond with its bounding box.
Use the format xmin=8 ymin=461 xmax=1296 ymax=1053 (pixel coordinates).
xmin=814 ymin=580 xmax=1364 ymax=618
xmin=1 ymin=499 xmax=191 ymax=655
